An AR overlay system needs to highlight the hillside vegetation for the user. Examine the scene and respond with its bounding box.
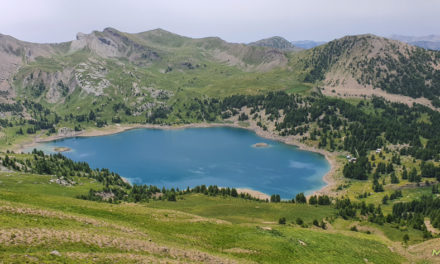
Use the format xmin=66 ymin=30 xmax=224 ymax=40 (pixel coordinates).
xmin=2 ymin=28 xmax=440 ymax=262
xmin=1 ymin=29 xmax=440 ymax=122
xmin=294 ymin=35 xmax=440 ymax=106
xmin=0 ymin=151 xmax=408 ymax=263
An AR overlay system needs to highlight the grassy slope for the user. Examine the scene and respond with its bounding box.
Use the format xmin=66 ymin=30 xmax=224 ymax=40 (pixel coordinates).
xmin=0 ymin=168 xmax=404 ymax=263
xmin=1 ymin=31 xmax=439 ymax=262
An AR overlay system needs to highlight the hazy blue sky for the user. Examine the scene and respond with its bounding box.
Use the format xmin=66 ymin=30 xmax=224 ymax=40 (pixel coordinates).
xmin=1 ymin=0 xmax=439 ymax=43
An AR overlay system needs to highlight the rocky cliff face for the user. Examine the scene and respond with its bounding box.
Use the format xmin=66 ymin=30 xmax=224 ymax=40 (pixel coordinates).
xmin=0 ymin=34 xmax=61 ymax=102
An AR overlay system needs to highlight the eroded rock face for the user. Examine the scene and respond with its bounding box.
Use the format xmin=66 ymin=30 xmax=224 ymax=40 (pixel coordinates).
xmin=71 ymin=32 xmax=120 ymax=58
xmin=74 ymin=62 xmax=108 ymax=96
xmin=19 ymin=57 xmax=113 ymax=100
xmin=19 ymin=68 xmax=76 ymax=102
xmin=0 ymin=34 xmax=58 ymax=102
xmin=70 ymin=29 xmax=161 ymax=63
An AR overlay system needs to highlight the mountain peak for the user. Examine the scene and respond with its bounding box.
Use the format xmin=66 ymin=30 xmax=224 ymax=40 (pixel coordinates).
xmin=389 ymin=34 xmax=440 ymax=50
xmin=291 ymin=40 xmax=326 ymax=49
xmin=249 ymin=36 xmax=302 ymax=51
xmin=103 ymin=27 xmax=118 ymax=32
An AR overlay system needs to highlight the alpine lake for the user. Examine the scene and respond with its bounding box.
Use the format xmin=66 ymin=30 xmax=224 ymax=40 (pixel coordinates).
xmin=33 ymin=127 xmax=330 ymax=199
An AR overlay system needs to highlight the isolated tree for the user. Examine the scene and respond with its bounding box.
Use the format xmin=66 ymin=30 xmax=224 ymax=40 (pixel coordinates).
xmin=278 ymin=217 xmax=286 ymax=225
xmin=382 ymin=195 xmax=389 ymax=205
xmin=318 ymin=195 xmax=331 ymax=205
xmin=271 ymin=194 xmax=281 ymax=203
xmin=88 ymin=110 xmax=96 ymax=121
xmin=433 ymin=184 xmax=439 ymax=194
xmin=391 ymin=172 xmax=399 ymax=184
xmin=309 ymin=195 xmax=318 ymax=205
xmin=402 ymin=167 xmax=408 ymax=180
xmin=403 ymin=234 xmax=409 ymax=244
xmin=167 ymin=193 xmax=176 ymax=201
xmin=295 ymin=193 xmax=307 ymax=203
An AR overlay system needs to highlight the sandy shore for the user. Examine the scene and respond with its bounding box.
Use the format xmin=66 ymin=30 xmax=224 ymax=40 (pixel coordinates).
xmin=14 ymin=121 xmax=342 ymax=199
xmin=236 ymin=188 xmax=270 ymax=201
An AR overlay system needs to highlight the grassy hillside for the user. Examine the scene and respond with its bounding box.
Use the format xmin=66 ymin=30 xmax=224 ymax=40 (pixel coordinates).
xmin=3 ymin=28 xmax=440 ymax=263
xmin=2 ymin=29 xmax=440 ymax=118
xmin=0 ymin=152 xmax=406 ymax=263
xmin=293 ymin=34 xmax=440 ymax=106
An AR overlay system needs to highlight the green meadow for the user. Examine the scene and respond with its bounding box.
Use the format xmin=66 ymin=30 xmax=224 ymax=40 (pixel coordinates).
xmin=0 ymin=168 xmax=405 ymax=263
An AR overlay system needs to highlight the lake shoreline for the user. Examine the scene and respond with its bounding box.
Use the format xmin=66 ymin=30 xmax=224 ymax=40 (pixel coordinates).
xmin=14 ymin=122 xmax=342 ymax=199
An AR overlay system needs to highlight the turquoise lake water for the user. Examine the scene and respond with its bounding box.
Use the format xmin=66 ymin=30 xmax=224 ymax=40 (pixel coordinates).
xmin=36 ymin=127 xmax=330 ymax=199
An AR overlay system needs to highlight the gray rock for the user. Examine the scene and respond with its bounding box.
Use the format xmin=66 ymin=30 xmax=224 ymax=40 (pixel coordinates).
xmin=50 ymin=250 xmax=61 ymax=256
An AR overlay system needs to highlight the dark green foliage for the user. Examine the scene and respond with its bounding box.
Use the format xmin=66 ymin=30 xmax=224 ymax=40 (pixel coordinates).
xmin=317 ymin=195 xmax=331 ymax=205
xmin=343 ymin=157 xmax=369 ymax=180
xmin=421 ymin=161 xmax=440 ymax=178
xmin=403 ymin=234 xmax=409 ymax=244
xmin=270 ymin=194 xmax=281 ymax=203
xmin=96 ymin=119 xmax=107 ymax=127
xmin=57 ymin=81 xmax=69 ymax=96
xmin=313 ymin=219 xmax=319 ymax=227
xmin=30 ymin=81 xmax=46 ymax=97
xmin=238 ymin=112 xmax=249 ymax=121
xmin=167 ymin=192 xmax=176 ymax=201
xmin=278 ymin=217 xmax=286 ymax=225
xmin=382 ymin=195 xmax=389 ymax=205
xmin=302 ymin=36 xmax=440 ymax=104
xmin=88 ymin=110 xmax=96 ymax=121
xmin=0 ymin=102 xmax=23 ymax=113
xmin=390 ymin=172 xmax=399 ymax=184
xmin=433 ymin=184 xmax=439 ymax=194
xmin=391 ymin=195 xmax=440 ymax=231
xmin=336 ymin=198 xmax=357 ymax=219
xmin=389 ymin=190 xmax=403 ymax=200
xmin=372 ymin=179 xmax=384 ymax=192
xmin=309 ymin=195 xmax=317 ymax=205
xmin=408 ymin=168 xmax=421 ymax=183
xmin=231 ymin=188 xmax=238 ymax=197
xmin=147 ymin=106 xmax=172 ymax=123
xmin=295 ymin=193 xmax=307 ymax=203
xmin=402 ymin=167 xmax=408 ymax=180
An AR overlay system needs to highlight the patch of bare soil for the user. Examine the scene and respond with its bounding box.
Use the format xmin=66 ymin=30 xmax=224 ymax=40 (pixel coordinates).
xmin=322 ymin=73 xmax=437 ymax=110
xmin=64 ymin=252 xmax=181 ymax=263
xmin=424 ymin=219 xmax=440 ymax=235
xmin=223 ymin=248 xmax=257 ymax=254
xmin=408 ymin=238 xmax=440 ymax=262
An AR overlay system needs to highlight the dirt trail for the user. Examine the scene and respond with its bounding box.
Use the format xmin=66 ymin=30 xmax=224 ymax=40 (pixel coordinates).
xmin=424 ymin=219 xmax=440 ymax=235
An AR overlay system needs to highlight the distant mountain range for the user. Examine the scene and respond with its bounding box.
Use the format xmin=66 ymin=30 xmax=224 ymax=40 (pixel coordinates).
xmin=291 ymin=40 xmax=326 ymax=49
xmin=389 ymin=34 xmax=440 ymax=50
xmin=249 ymin=36 xmax=303 ymax=51
xmin=1 ymin=28 xmax=440 ymax=113
xmin=248 ymin=37 xmax=327 ymax=50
